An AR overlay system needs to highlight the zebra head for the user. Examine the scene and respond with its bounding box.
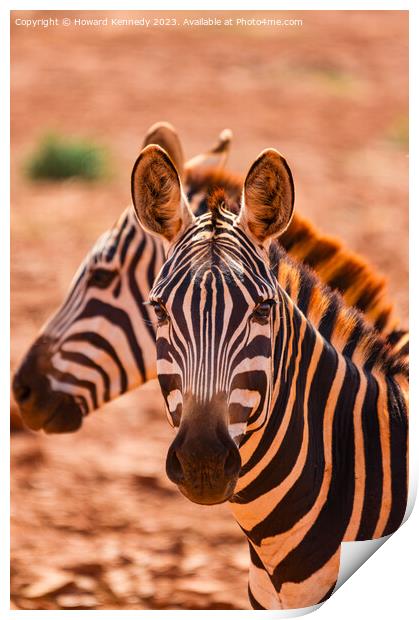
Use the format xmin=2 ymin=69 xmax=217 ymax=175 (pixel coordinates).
xmin=12 ymin=206 xmax=164 ymax=433
xmin=12 ymin=123 xmax=232 ymax=433
xmin=132 ymin=145 xmax=294 ymax=505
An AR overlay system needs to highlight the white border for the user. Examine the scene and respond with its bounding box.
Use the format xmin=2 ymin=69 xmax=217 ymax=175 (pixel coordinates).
xmin=4 ymin=2 xmax=416 ymax=619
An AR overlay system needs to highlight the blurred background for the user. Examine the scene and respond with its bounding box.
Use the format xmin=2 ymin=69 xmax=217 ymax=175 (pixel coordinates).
xmin=10 ymin=10 xmax=408 ymax=610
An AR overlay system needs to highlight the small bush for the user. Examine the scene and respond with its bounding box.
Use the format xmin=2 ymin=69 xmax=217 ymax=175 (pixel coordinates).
xmin=25 ymin=133 xmax=108 ymax=181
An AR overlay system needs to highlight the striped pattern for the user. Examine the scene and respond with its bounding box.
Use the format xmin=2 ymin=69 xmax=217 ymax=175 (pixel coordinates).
xmin=43 ymin=210 xmax=164 ymax=414
xmin=189 ymin=167 xmax=399 ymax=335
xmin=150 ymin=203 xmax=276 ymax=434
xmin=28 ymin=166 xmax=405 ymax=421
xmin=148 ymin=190 xmax=408 ymax=609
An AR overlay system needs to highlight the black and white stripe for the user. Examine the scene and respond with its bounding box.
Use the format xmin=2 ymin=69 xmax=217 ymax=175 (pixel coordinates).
xmin=150 ymin=206 xmax=276 ymax=438
xmin=136 ymin=146 xmax=408 ymax=610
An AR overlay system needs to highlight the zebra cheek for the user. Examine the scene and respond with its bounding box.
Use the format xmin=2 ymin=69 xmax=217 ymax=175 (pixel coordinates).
xmin=112 ymin=280 xmax=122 ymax=298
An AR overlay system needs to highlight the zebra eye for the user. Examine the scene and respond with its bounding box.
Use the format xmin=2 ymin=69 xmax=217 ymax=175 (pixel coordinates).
xmin=88 ymin=268 xmax=117 ymax=289
xmin=251 ymin=300 xmax=275 ymax=324
xmin=151 ymin=302 xmax=169 ymax=325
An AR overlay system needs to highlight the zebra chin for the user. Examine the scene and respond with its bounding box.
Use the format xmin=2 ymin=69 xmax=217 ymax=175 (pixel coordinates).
xmin=12 ymin=337 xmax=84 ymax=434
xmin=175 ymin=478 xmax=239 ymax=506
xmin=22 ymin=398 xmax=83 ymax=434
xmin=167 ymin=451 xmax=240 ymax=505
xmin=13 ymin=384 xmax=84 ymax=434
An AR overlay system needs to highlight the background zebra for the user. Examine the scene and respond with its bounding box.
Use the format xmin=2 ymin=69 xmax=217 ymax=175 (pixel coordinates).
xmin=13 ymin=123 xmax=406 ymax=436
xmin=131 ymin=143 xmax=408 ymax=609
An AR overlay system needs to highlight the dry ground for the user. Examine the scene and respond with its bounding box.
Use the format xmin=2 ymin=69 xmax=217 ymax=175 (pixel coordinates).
xmin=11 ymin=10 xmax=408 ymax=610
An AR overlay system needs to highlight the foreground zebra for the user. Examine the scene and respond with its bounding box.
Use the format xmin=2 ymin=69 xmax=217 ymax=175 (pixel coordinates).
xmin=13 ymin=123 xmax=406 ymax=435
xmin=130 ymin=144 xmax=408 ymax=609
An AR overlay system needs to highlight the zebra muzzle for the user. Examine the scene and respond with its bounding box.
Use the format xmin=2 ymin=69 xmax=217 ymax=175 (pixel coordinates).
xmin=12 ymin=336 xmax=83 ymax=433
xmin=165 ymin=418 xmax=241 ymax=505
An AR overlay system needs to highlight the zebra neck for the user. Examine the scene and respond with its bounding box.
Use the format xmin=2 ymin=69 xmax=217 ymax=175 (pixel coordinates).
xmin=270 ymin=246 xmax=406 ymax=377
xmin=232 ymin=291 xmax=408 ymax=550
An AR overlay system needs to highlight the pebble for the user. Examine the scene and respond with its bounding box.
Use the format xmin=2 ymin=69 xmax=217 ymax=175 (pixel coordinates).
xmin=20 ymin=570 xmax=74 ymax=598
xmin=56 ymin=593 xmax=98 ymax=609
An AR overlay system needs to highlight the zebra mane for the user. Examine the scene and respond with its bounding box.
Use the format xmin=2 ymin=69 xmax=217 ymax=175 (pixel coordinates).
xmin=207 ymin=188 xmax=225 ymax=228
xmin=185 ymin=166 xmax=398 ymax=336
xmin=206 ymin=188 xmax=236 ymax=231
xmin=268 ymin=243 xmax=408 ymax=377
xmin=186 ymin=168 xmax=243 ymax=210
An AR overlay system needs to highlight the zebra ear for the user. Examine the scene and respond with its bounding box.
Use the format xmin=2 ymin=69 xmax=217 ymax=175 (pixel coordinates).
xmin=142 ymin=121 xmax=185 ymax=181
xmin=238 ymin=148 xmax=295 ymax=245
xmin=131 ymin=144 xmax=194 ymax=243
xmin=185 ymin=128 xmax=233 ymax=173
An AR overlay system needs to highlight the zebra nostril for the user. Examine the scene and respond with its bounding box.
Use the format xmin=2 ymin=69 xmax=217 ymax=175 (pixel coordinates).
xmin=166 ymin=448 xmax=185 ymax=484
xmin=13 ymin=381 xmax=32 ymax=405
xmin=223 ymin=445 xmax=241 ymax=478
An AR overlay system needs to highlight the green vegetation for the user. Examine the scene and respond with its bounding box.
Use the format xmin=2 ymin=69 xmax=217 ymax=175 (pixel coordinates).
xmin=25 ymin=133 xmax=108 ymax=181
xmin=307 ymin=66 xmax=359 ymax=95
xmin=386 ymin=116 xmax=408 ymax=149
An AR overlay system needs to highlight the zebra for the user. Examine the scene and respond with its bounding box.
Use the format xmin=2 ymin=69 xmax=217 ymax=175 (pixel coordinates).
xmin=130 ymin=144 xmax=408 ymax=609
xmin=12 ymin=123 xmax=231 ymax=431
xmin=13 ymin=122 xmax=407 ymax=436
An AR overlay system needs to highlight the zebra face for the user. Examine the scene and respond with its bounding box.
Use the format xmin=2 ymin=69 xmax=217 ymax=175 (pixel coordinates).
xmin=12 ymin=209 xmax=162 ymax=432
xmin=150 ymin=220 xmax=279 ymax=504
xmin=150 ymin=209 xmax=279 ymax=439
xmin=132 ymin=144 xmax=294 ymax=504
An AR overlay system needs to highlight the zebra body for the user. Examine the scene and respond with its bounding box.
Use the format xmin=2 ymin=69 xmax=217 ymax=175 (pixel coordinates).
xmin=131 ymin=144 xmax=408 ymax=609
